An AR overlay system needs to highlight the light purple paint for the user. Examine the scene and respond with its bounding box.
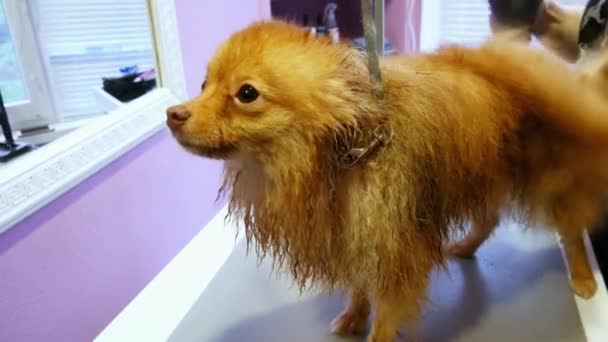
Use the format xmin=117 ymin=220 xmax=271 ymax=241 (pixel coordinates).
xmin=0 ymin=1 xmax=263 ymax=340
xmin=0 ymin=130 xmax=224 ymax=341
xmin=177 ymin=0 xmax=263 ymax=98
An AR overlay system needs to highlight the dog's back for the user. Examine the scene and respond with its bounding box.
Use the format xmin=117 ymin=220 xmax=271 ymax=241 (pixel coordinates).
xmin=378 ymin=40 xmax=608 ymax=298
xmin=382 ymin=41 xmax=608 ymax=217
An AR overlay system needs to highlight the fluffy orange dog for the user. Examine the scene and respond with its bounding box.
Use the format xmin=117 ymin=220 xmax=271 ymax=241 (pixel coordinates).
xmin=167 ymin=21 xmax=608 ymax=341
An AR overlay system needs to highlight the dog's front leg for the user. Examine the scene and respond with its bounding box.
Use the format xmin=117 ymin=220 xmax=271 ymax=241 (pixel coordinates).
xmin=331 ymin=287 xmax=370 ymax=335
xmin=368 ymin=280 xmax=429 ymax=342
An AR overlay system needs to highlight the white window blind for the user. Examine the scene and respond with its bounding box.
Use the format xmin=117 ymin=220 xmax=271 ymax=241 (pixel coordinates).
xmin=30 ymin=0 xmax=155 ymax=119
xmin=440 ymin=0 xmax=491 ymax=46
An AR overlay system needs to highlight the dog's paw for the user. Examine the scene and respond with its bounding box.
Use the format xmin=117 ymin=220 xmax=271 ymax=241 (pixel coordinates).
xmin=330 ymin=311 xmax=368 ymax=335
xmin=446 ymin=241 xmax=477 ymax=258
xmin=570 ymin=276 xmax=597 ymax=299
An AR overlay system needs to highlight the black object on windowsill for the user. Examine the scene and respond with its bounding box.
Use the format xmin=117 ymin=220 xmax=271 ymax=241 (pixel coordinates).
xmin=0 ymin=91 xmax=32 ymax=163
xmin=102 ymin=70 xmax=156 ymax=103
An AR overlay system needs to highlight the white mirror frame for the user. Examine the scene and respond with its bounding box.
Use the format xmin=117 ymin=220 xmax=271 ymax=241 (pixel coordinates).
xmin=0 ymin=0 xmax=187 ymax=235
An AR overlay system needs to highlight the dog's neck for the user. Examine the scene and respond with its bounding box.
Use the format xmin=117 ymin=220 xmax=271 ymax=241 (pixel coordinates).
xmin=218 ymin=47 xmax=389 ymax=289
xmin=222 ymin=137 xmax=349 ymax=289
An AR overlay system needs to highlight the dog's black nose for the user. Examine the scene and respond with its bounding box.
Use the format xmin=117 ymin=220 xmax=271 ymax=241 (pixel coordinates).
xmin=166 ymin=105 xmax=191 ymax=128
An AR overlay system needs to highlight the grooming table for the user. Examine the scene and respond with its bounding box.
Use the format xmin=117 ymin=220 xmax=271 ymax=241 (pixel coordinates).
xmin=96 ymin=214 xmax=608 ymax=342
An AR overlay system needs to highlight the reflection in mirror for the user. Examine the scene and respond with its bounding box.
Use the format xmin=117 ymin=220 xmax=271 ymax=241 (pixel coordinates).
xmin=0 ymin=0 xmax=157 ymax=161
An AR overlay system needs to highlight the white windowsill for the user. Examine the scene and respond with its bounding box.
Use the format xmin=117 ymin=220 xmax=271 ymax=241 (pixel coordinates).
xmin=0 ymin=88 xmax=180 ymax=235
xmin=0 ymin=0 xmax=187 ymax=236
xmin=0 ymin=116 xmax=101 ymax=148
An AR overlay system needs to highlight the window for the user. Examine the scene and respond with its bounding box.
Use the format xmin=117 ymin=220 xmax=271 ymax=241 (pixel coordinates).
xmin=0 ymin=0 xmax=54 ymax=131
xmin=440 ymin=0 xmax=491 ymax=46
xmin=30 ymin=0 xmax=156 ymax=120
xmin=421 ymin=0 xmax=589 ymax=51
xmin=0 ymin=3 xmax=26 ymax=104
xmin=1 ymin=0 xmax=155 ymax=131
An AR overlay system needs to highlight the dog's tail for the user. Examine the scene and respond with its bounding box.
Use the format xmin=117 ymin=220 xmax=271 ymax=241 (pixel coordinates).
xmin=441 ymin=41 xmax=608 ymax=145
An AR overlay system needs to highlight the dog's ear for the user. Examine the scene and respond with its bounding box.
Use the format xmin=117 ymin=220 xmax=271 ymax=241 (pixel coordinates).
xmin=533 ymin=1 xmax=561 ymax=35
xmin=534 ymin=0 xmax=578 ymax=37
xmin=532 ymin=1 xmax=582 ymax=62
xmin=543 ymin=1 xmax=565 ymax=23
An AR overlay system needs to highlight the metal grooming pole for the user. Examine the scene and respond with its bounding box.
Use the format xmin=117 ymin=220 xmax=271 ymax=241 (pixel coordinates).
xmin=374 ymin=0 xmax=385 ymax=55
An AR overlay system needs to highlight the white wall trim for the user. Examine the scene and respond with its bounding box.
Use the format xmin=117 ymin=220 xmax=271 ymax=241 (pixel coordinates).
xmin=0 ymin=88 xmax=180 ymax=234
xmin=148 ymin=0 xmax=188 ymax=101
xmin=0 ymin=0 xmax=187 ymax=235
xmin=94 ymin=205 xmax=243 ymax=342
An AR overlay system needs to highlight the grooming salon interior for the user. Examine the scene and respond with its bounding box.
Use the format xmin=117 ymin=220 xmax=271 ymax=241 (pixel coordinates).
xmin=0 ymin=0 xmax=606 ymax=341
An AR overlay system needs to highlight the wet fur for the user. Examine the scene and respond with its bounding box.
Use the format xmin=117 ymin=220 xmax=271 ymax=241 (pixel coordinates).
xmin=168 ymin=21 xmax=608 ymax=341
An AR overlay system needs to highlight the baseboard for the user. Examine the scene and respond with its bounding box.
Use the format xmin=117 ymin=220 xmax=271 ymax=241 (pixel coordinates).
xmin=94 ymin=205 xmax=242 ymax=342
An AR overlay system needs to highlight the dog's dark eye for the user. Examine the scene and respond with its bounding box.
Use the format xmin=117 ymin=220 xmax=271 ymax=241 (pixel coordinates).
xmin=201 ymin=80 xmax=206 ymax=92
xmin=236 ymin=84 xmax=259 ymax=103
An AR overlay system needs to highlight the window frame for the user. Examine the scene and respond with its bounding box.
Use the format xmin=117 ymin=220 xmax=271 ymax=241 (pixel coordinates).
xmin=0 ymin=0 xmax=187 ymax=235
xmin=419 ymin=0 xmax=442 ymax=52
xmin=2 ymin=0 xmax=56 ymax=131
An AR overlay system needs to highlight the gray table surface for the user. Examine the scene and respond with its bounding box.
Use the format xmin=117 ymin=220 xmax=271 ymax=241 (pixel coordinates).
xmin=170 ymin=224 xmax=586 ymax=341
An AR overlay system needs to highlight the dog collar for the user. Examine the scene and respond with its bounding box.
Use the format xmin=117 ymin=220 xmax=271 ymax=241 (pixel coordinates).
xmin=336 ymin=121 xmax=393 ymax=168
xmin=336 ymin=0 xmax=392 ymax=169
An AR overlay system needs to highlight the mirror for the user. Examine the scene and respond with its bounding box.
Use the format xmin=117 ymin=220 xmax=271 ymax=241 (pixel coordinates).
xmin=0 ymin=0 xmax=157 ymax=156
xmin=0 ymin=0 xmax=184 ymax=236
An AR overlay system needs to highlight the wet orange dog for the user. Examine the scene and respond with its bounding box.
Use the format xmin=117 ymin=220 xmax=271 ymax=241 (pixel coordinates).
xmin=167 ymin=21 xmax=608 ymax=341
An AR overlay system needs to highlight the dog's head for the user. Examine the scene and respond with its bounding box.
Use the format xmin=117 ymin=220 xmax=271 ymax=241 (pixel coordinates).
xmin=167 ymin=20 xmax=365 ymax=160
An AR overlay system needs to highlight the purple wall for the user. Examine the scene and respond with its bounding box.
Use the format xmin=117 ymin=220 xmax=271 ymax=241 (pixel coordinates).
xmin=0 ymin=131 xmax=222 ymax=341
xmin=0 ymin=1 xmax=262 ymax=341
xmin=178 ymin=0 xmax=265 ymax=98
